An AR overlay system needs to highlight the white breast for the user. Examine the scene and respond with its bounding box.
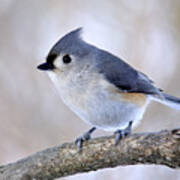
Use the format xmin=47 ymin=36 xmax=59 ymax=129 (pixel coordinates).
xmin=47 ymin=70 xmax=150 ymax=131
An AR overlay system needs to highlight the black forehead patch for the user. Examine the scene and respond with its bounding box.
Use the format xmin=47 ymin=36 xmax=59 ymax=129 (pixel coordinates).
xmin=46 ymin=53 xmax=58 ymax=64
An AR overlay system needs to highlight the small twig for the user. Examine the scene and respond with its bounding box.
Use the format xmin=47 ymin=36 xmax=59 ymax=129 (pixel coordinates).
xmin=0 ymin=128 xmax=180 ymax=180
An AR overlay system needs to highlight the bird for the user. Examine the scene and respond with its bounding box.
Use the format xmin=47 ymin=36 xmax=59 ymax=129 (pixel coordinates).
xmin=37 ymin=28 xmax=180 ymax=149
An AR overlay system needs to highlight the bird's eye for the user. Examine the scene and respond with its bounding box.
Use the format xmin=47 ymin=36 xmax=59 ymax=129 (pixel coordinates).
xmin=62 ymin=54 xmax=72 ymax=64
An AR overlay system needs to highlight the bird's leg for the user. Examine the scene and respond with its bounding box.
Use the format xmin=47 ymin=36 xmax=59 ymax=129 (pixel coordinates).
xmin=114 ymin=121 xmax=133 ymax=145
xmin=75 ymin=127 xmax=96 ymax=151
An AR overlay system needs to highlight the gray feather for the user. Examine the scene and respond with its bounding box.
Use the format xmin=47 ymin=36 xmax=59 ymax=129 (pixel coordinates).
xmin=47 ymin=28 xmax=93 ymax=58
xmin=94 ymin=49 xmax=162 ymax=96
xmin=152 ymin=93 xmax=180 ymax=110
xmin=163 ymin=93 xmax=180 ymax=104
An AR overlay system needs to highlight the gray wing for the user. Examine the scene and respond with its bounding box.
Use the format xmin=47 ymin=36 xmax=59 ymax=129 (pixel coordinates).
xmin=95 ymin=49 xmax=162 ymax=96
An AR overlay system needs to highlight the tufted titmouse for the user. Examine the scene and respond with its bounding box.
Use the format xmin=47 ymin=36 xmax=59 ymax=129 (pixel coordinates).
xmin=37 ymin=28 xmax=180 ymax=148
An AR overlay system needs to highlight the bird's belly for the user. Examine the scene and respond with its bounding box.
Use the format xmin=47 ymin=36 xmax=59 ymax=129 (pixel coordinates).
xmin=48 ymin=71 xmax=149 ymax=131
xmin=84 ymin=98 xmax=147 ymax=131
xmin=64 ymin=90 xmax=148 ymax=131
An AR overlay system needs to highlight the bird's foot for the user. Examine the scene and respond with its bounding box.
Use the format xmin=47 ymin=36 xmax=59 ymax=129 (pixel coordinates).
xmin=75 ymin=127 xmax=96 ymax=151
xmin=114 ymin=121 xmax=133 ymax=145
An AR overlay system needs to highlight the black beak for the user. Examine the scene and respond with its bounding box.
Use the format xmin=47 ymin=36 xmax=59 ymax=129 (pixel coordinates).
xmin=37 ymin=62 xmax=54 ymax=71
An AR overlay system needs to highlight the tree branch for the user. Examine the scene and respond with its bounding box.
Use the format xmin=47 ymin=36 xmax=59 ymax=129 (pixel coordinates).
xmin=0 ymin=128 xmax=180 ymax=180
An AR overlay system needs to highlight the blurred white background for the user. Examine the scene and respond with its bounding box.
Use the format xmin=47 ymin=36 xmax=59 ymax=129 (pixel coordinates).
xmin=0 ymin=0 xmax=180 ymax=179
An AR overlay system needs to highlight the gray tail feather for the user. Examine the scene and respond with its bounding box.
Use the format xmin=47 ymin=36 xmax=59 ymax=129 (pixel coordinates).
xmin=152 ymin=93 xmax=180 ymax=110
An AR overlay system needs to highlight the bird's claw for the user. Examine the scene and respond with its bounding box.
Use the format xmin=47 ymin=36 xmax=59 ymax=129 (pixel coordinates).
xmin=114 ymin=121 xmax=133 ymax=145
xmin=75 ymin=133 xmax=90 ymax=151
xmin=75 ymin=127 xmax=96 ymax=152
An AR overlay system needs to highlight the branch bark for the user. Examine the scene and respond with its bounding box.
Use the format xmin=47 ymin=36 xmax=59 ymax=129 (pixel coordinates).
xmin=0 ymin=128 xmax=180 ymax=180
